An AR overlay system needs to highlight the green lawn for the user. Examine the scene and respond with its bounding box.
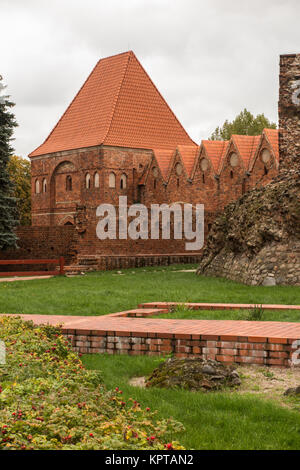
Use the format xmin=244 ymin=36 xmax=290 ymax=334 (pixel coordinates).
xmin=0 ymin=265 xmax=299 ymax=316
xmin=83 ymin=353 xmax=300 ymax=450
xmin=156 ymin=307 xmax=300 ymax=322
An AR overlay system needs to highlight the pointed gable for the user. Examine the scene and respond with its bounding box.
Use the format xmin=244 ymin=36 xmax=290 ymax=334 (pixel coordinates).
xmin=29 ymin=51 xmax=195 ymax=157
xmin=177 ymin=145 xmax=199 ymax=177
xmin=263 ymin=128 xmax=279 ymax=163
xmin=153 ymin=148 xmax=175 ymax=180
xmin=201 ymin=140 xmax=229 ymax=173
xmin=230 ymin=135 xmax=261 ymax=170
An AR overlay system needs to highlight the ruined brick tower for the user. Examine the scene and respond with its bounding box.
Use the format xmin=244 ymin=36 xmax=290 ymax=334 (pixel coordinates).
xmin=279 ymin=53 xmax=300 ymax=173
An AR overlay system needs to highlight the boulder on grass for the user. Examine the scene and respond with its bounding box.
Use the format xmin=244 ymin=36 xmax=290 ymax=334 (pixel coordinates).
xmin=146 ymin=357 xmax=241 ymax=392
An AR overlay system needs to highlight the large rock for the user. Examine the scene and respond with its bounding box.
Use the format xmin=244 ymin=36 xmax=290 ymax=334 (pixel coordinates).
xmin=197 ymin=173 xmax=300 ymax=286
xmin=146 ymin=357 xmax=241 ymax=391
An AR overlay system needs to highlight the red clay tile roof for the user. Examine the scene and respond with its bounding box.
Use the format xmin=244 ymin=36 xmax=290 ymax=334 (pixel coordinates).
xmin=263 ymin=128 xmax=279 ymax=162
xmin=177 ymin=145 xmax=199 ymax=177
xmin=201 ymin=140 xmax=229 ymax=173
xmin=230 ymin=135 xmax=262 ymax=170
xmin=152 ymin=149 xmax=175 ymax=180
xmin=29 ymin=51 xmax=195 ymax=157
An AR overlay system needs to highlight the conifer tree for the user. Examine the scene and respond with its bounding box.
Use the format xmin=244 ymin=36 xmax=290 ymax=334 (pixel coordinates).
xmin=0 ymin=75 xmax=19 ymax=249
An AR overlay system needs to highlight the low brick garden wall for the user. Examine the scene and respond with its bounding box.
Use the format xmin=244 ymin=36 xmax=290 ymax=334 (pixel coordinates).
xmin=5 ymin=303 xmax=300 ymax=368
xmin=67 ymin=330 xmax=294 ymax=367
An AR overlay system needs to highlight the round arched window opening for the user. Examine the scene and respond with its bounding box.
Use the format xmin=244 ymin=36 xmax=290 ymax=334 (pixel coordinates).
xmin=261 ymin=149 xmax=271 ymax=163
xmin=230 ymin=153 xmax=239 ymax=167
xmin=66 ymin=175 xmax=72 ymax=191
xmin=152 ymin=167 xmax=159 ymax=178
xmin=42 ymin=178 xmax=47 ymax=193
xmin=85 ymin=173 xmax=91 ymax=189
xmin=200 ymin=158 xmax=209 ymax=172
xmin=175 ymin=163 xmax=182 ymax=176
xmin=94 ymin=172 xmax=100 ymax=188
xmin=109 ymin=172 xmax=116 ymax=188
xmin=35 ymin=179 xmax=40 ymax=194
xmin=120 ymin=173 xmax=127 ymax=189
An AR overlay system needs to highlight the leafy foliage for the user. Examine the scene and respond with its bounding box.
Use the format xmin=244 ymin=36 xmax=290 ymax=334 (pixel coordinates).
xmin=209 ymin=109 xmax=276 ymax=141
xmin=7 ymin=156 xmax=31 ymax=226
xmin=0 ymin=76 xmax=18 ymax=249
xmin=0 ymin=316 xmax=184 ymax=450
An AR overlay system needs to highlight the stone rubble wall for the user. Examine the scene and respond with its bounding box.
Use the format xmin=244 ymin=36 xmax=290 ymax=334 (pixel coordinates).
xmin=199 ymin=240 xmax=300 ymax=286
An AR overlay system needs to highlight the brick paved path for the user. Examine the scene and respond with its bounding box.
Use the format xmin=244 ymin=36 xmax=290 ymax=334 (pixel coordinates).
xmin=2 ymin=302 xmax=300 ymax=366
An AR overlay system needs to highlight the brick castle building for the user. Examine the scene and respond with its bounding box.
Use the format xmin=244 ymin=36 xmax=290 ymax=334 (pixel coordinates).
xmin=1 ymin=51 xmax=282 ymax=270
xmin=25 ymin=51 xmax=280 ymax=268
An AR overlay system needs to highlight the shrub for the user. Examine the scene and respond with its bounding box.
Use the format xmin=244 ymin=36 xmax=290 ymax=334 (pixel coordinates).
xmin=0 ymin=316 xmax=184 ymax=450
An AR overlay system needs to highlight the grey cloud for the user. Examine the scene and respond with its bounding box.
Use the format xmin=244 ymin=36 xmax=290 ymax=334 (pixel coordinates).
xmin=0 ymin=0 xmax=299 ymax=156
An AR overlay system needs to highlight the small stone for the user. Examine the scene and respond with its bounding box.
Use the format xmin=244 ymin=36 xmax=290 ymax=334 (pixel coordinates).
xmin=284 ymin=385 xmax=300 ymax=396
xmin=262 ymin=276 xmax=276 ymax=286
xmin=202 ymin=365 xmax=216 ymax=375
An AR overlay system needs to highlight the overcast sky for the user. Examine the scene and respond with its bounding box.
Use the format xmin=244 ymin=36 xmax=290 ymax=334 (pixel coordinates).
xmin=1 ymin=0 xmax=300 ymax=157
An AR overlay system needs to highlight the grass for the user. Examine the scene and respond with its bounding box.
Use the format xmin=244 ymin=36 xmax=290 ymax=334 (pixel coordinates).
xmin=82 ymin=353 xmax=300 ymax=450
xmin=0 ymin=265 xmax=299 ymax=316
xmin=156 ymin=306 xmax=300 ymax=322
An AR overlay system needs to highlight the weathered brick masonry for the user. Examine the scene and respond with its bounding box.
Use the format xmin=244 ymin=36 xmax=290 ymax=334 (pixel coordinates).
xmin=0 ymin=226 xmax=77 ymax=271
xmin=69 ymin=331 xmax=294 ymax=367
xmin=10 ymin=307 xmax=299 ymax=367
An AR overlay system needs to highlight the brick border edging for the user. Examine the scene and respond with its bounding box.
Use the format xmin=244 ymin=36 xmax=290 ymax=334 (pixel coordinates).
xmin=65 ymin=329 xmax=295 ymax=367
xmin=3 ymin=299 xmax=300 ymax=368
xmin=139 ymin=302 xmax=300 ymax=311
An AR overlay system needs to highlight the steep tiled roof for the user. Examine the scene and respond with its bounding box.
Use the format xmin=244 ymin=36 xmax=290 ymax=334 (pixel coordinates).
xmin=263 ymin=128 xmax=279 ymax=162
xmin=153 ymin=149 xmax=174 ymax=180
xmin=201 ymin=140 xmax=229 ymax=173
xmin=231 ymin=135 xmax=261 ymax=170
xmin=29 ymin=51 xmax=195 ymax=157
xmin=177 ymin=145 xmax=199 ymax=177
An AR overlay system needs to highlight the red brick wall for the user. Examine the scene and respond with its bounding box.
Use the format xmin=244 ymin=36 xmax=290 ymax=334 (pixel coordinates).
xmin=0 ymin=226 xmax=77 ymax=271
xmin=249 ymin=136 xmax=278 ymax=189
xmin=66 ymin=329 xmax=293 ymax=367
xmin=29 ymin=140 xmax=279 ymax=260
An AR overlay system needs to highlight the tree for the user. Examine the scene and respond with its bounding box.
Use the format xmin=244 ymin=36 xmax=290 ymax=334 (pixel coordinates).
xmin=7 ymin=155 xmax=31 ymax=226
xmin=209 ymin=108 xmax=277 ymax=141
xmin=0 ymin=75 xmax=19 ymax=249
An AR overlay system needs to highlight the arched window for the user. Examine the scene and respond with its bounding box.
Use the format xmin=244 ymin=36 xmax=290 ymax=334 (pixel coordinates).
xmin=120 ymin=173 xmax=127 ymax=189
xmin=264 ymin=165 xmax=269 ymax=175
xmin=109 ymin=172 xmax=116 ymax=188
xmin=202 ymin=174 xmax=205 ymax=184
xmin=35 ymin=179 xmax=40 ymax=194
xmin=66 ymin=175 xmax=72 ymax=191
xmin=177 ymin=178 xmax=180 ymax=188
xmin=153 ymin=179 xmax=157 ymax=189
xmin=85 ymin=173 xmax=91 ymax=189
xmin=230 ymin=171 xmax=234 ymax=179
xmin=94 ymin=172 xmax=100 ymax=188
xmin=42 ymin=178 xmax=47 ymax=193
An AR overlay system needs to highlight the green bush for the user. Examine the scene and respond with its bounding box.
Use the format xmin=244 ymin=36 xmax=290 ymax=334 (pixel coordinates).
xmin=0 ymin=316 xmax=184 ymax=450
